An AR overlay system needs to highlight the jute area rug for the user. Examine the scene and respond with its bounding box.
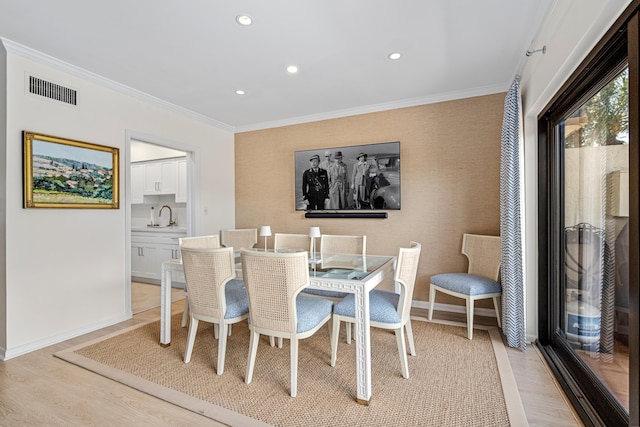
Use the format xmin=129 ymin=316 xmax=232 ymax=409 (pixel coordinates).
xmin=55 ymin=314 xmax=527 ymax=426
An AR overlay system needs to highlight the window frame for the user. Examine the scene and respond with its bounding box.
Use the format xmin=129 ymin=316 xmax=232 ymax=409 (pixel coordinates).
xmin=537 ymin=3 xmax=640 ymax=426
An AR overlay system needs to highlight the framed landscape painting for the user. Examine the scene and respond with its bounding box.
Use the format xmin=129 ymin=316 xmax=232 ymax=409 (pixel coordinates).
xmin=23 ymin=131 xmax=119 ymax=209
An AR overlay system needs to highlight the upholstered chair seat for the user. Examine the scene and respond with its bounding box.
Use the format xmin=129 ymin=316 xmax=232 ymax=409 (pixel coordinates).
xmin=430 ymin=273 xmax=501 ymax=296
xmin=181 ymin=246 xmax=249 ymax=376
xmin=333 ymin=291 xmax=402 ymax=324
xmin=241 ymin=249 xmax=334 ymax=397
xmin=331 ymin=242 xmax=422 ymax=379
xmin=428 ymin=234 xmax=501 ymax=340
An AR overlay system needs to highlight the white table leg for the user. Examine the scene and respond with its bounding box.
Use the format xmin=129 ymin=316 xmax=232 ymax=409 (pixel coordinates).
xmin=160 ymin=262 xmax=173 ymax=346
xmin=354 ymin=285 xmax=372 ymax=405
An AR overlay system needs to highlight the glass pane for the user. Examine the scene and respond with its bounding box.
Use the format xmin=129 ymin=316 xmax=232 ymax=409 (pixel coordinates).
xmin=561 ymin=67 xmax=629 ymax=412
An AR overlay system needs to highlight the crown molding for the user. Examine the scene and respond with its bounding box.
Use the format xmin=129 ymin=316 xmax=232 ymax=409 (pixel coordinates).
xmin=1 ymin=37 xmax=234 ymax=133
xmin=233 ymin=83 xmax=507 ymax=133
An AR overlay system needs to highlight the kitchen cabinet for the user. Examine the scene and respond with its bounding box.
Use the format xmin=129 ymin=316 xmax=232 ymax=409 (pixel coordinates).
xmin=131 ymin=230 xmax=186 ymax=285
xmin=130 ymin=164 xmax=145 ymax=204
xmin=176 ymin=158 xmax=187 ymax=203
xmin=131 ymin=242 xmax=158 ymax=278
xmin=131 ymin=158 xmax=186 ymax=204
xmin=144 ymin=160 xmax=177 ymax=195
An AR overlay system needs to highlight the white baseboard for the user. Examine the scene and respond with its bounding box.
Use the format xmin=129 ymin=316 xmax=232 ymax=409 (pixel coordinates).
xmin=0 ymin=312 xmax=131 ymax=361
xmin=412 ymin=299 xmax=498 ymax=318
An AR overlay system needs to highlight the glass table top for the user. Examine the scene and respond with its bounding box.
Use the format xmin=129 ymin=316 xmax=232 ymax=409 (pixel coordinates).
xmin=233 ymin=250 xmax=394 ymax=282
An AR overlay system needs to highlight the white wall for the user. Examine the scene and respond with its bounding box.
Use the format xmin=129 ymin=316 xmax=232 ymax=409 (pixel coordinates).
xmin=1 ymin=44 xmax=235 ymax=358
xmin=0 ymin=43 xmax=7 ymax=350
xmin=520 ymin=0 xmax=632 ymax=342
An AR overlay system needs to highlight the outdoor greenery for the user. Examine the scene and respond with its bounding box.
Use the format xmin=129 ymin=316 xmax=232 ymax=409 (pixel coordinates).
xmin=565 ymin=67 xmax=629 ymax=148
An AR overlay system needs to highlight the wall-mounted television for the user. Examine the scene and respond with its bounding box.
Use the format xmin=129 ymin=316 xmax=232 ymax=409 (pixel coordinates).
xmin=294 ymin=141 xmax=400 ymax=211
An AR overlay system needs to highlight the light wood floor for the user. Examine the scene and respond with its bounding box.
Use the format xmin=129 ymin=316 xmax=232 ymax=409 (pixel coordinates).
xmin=0 ymin=290 xmax=582 ymax=426
xmin=576 ymin=341 xmax=630 ymax=411
xmin=131 ymin=281 xmax=185 ymax=314
xmin=416 ymin=308 xmax=583 ymax=427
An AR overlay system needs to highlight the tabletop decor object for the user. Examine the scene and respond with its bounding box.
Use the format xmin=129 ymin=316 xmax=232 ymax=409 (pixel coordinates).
xmin=259 ymin=226 xmax=272 ymax=251
xmin=308 ymin=226 xmax=321 ymax=261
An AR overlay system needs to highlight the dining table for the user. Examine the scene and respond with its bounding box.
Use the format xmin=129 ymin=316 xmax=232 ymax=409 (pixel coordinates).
xmin=160 ymin=250 xmax=397 ymax=405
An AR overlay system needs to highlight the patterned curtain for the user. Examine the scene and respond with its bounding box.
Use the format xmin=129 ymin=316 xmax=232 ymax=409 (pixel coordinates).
xmin=500 ymin=76 xmax=527 ymax=350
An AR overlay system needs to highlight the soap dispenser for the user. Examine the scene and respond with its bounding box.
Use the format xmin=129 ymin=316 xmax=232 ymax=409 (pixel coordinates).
xmin=149 ymin=206 xmax=155 ymax=226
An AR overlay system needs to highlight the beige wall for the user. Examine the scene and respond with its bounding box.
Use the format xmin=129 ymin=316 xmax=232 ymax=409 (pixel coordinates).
xmin=235 ymin=93 xmax=504 ymax=306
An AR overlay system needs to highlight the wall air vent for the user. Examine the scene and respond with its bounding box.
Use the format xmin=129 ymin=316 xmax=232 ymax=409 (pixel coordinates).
xmin=28 ymin=75 xmax=77 ymax=106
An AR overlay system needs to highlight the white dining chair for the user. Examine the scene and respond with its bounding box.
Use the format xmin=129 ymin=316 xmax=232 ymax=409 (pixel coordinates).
xmin=241 ymin=249 xmax=333 ymax=397
xmin=273 ymin=233 xmax=312 ymax=252
xmin=181 ymin=246 xmax=249 ymax=375
xmin=178 ymin=235 xmax=221 ymax=328
xmin=303 ymin=234 xmax=366 ymax=343
xmin=428 ymin=234 xmax=501 ymax=339
xmin=220 ymin=228 xmax=257 ymax=250
xmin=331 ymin=242 xmax=421 ymax=378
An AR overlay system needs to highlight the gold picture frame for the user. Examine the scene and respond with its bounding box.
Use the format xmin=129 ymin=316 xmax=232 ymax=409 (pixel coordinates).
xmin=23 ymin=131 xmax=119 ymax=209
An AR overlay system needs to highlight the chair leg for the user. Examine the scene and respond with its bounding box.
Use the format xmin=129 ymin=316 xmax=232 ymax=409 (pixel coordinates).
xmin=245 ymin=330 xmax=260 ymax=384
xmin=181 ymin=298 xmax=190 ymax=327
xmin=217 ymin=323 xmax=228 ymax=375
xmin=493 ymin=296 xmax=502 ymax=328
xmin=405 ymin=320 xmax=416 ymax=356
xmin=466 ymin=297 xmax=474 ymax=340
xmin=184 ymin=317 xmax=199 ymax=363
xmin=428 ymin=286 xmax=436 ymax=321
xmin=330 ymin=317 xmax=341 ymax=367
xmin=214 ymin=323 xmax=219 ymax=339
xmin=269 ymin=336 xmax=284 ymax=348
xmin=346 ymin=322 xmax=352 ymax=344
xmin=395 ymin=327 xmax=409 ymax=379
xmin=290 ymin=337 xmax=299 ymax=397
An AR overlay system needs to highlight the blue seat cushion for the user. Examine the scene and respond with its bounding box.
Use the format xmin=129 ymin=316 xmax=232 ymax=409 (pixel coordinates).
xmin=296 ymin=294 xmax=334 ymax=333
xmin=430 ymin=273 xmax=501 ymax=296
xmin=224 ymin=279 xmax=249 ymax=319
xmin=333 ymin=290 xmax=401 ymax=324
xmin=301 ymin=288 xmax=350 ymax=299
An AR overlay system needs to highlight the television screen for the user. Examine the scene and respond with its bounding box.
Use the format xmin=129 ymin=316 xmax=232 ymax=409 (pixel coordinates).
xmin=294 ymin=141 xmax=400 ymax=211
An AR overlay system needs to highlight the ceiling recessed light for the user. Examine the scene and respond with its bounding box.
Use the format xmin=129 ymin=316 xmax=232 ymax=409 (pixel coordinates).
xmin=236 ymin=15 xmax=253 ymax=26
xmin=388 ymin=52 xmax=402 ymax=60
xmin=235 ymin=90 xmax=246 ymax=95
xmin=286 ymin=65 xmax=299 ymax=74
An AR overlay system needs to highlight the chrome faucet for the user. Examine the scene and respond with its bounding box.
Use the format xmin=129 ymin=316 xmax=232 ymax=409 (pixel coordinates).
xmin=159 ymin=205 xmax=176 ymax=226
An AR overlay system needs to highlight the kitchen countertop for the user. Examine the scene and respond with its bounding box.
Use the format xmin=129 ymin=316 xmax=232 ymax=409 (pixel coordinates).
xmin=131 ymin=226 xmax=187 ymax=233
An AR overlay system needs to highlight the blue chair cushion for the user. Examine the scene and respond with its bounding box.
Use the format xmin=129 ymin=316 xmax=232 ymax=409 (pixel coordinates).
xmin=224 ymin=279 xmax=249 ymax=319
xmin=430 ymin=273 xmax=501 ymax=296
xmin=296 ymin=294 xmax=334 ymax=333
xmin=333 ymin=290 xmax=401 ymax=324
xmin=301 ymin=289 xmax=350 ymax=299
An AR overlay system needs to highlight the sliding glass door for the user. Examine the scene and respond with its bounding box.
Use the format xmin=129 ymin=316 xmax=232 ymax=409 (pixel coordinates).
xmin=537 ymin=4 xmax=639 ymax=426
xmin=561 ymin=67 xmax=629 ymax=412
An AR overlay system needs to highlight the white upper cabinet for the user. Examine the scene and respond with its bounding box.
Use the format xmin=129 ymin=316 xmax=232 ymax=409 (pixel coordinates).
xmin=131 ymin=163 xmax=145 ymax=204
xmin=176 ymin=159 xmax=187 ymax=203
xmin=144 ymin=160 xmax=177 ymax=195
xmin=131 ymin=158 xmax=186 ymax=203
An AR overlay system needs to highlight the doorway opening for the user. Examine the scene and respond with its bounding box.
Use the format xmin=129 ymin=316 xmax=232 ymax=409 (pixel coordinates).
xmin=125 ymin=133 xmax=197 ymax=315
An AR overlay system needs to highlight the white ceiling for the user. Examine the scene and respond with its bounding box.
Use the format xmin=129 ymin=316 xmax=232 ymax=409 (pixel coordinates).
xmin=0 ymin=1 xmax=554 ymax=132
